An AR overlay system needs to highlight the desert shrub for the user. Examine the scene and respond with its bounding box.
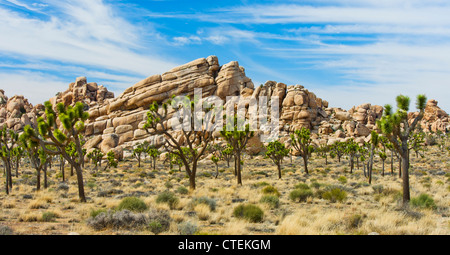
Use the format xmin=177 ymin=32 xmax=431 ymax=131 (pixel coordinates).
xmin=86 ymin=210 xmax=148 ymax=231
xmin=147 ymin=208 xmax=171 ymax=234
xmin=90 ymin=209 xmax=107 ymax=218
xmin=259 ymin=195 xmax=280 ymax=208
xmin=294 ymin=183 xmax=310 ymax=190
xmin=164 ymin=181 xmax=173 ymax=189
xmin=345 ymin=214 xmax=364 ymax=229
xmin=56 ymin=182 xmax=69 ymax=191
xmin=41 ymin=212 xmax=58 ymax=222
xmin=116 ymin=197 xmax=148 ymax=213
xmin=410 ymin=193 xmax=437 ymax=210
xmin=261 ymin=185 xmax=280 ymax=197
xmin=176 ymin=186 xmax=189 ymax=195
xmin=253 ymin=181 xmax=270 ymax=188
xmin=338 ymin=176 xmax=347 ymax=184
xmin=372 ymin=184 xmax=384 ymax=194
xmin=310 ymin=182 xmax=321 ymax=189
xmin=322 ymin=188 xmax=347 ymax=203
xmin=0 ymin=225 xmax=13 ymax=235
xmin=178 ymin=221 xmax=199 ymax=235
xmin=233 ymin=204 xmax=264 ymax=223
xmin=191 ymin=197 xmax=216 ymax=211
xmin=289 ymin=189 xmax=314 ymax=202
xmin=156 ymin=191 xmax=179 ymax=209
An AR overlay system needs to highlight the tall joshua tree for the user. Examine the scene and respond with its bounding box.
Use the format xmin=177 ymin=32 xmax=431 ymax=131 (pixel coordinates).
xmin=22 ymin=101 xmax=89 ymax=202
xmin=265 ymin=140 xmax=290 ymax=179
xmin=220 ymin=116 xmax=254 ymax=185
xmin=290 ymin=127 xmax=313 ymax=174
xmin=143 ymin=95 xmax=217 ymax=190
xmin=368 ymin=131 xmax=379 ymax=184
xmin=0 ymin=127 xmax=18 ymax=195
xmin=377 ymin=94 xmax=427 ymax=204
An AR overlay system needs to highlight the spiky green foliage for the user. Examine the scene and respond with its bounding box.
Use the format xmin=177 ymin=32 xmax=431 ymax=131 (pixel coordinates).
xmin=377 ymin=94 xmax=427 ymax=204
xmin=22 ymin=101 xmax=90 ymax=202
xmin=220 ymin=115 xmax=254 ymax=185
xmin=290 ymin=127 xmax=314 ymax=174
xmin=265 ymin=140 xmax=290 ymax=179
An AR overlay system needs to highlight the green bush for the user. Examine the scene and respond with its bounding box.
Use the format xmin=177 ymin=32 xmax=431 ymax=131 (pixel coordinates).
xmin=259 ymin=195 xmax=279 ymax=208
xmin=90 ymin=209 xmax=107 ymax=218
xmin=156 ymin=191 xmax=179 ymax=209
xmin=294 ymin=183 xmax=310 ymax=190
xmin=176 ymin=186 xmax=189 ymax=195
xmin=372 ymin=184 xmax=384 ymax=194
xmin=253 ymin=181 xmax=270 ymax=188
xmin=116 ymin=197 xmax=148 ymax=212
xmin=233 ymin=204 xmax=264 ymax=223
xmin=322 ymin=188 xmax=347 ymax=203
xmin=289 ymin=189 xmax=313 ymax=202
xmin=191 ymin=197 xmax=216 ymax=211
xmin=148 ymin=221 xmax=163 ymax=235
xmin=41 ymin=212 xmax=58 ymax=222
xmin=410 ymin=193 xmax=437 ymax=210
xmin=338 ymin=176 xmax=347 ymax=184
xmin=261 ymin=185 xmax=280 ymax=197
xmin=310 ymin=182 xmax=321 ymax=189
xmin=178 ymin=221 xmax=199 ymax=235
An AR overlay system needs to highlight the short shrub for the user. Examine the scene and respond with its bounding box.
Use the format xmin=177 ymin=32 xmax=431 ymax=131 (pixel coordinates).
xmin=372 ymin=184 xmax=384 ymax=194
xmin=410 ymin=193 xmax=437 ymax=210
xmin=176 ymin=186 xmax=189 ymax=195
xmin=156 ymin=191 xmax=179 ymax=209
xmin=338 ymin=176 xmax=347 ymax=184
xmin=289 ymin=189 xmax=313 ymax=202
xmin=253 ymin=181 xmax=270 ymax=188
xmin=164 ymin=181 xmax=173 ymax=189
xmin=86 ymin=210 xmax=148 ymax=231
xmin=191 ymin=197 xmax=216 ymax=211
xmin=261 ymin=185 xmax=280 ymax=197
xmin=346 ymin=214 xmax=364 ymax=229
xmin=233 ymin=204 xmax=264 ymax=223
xmin=90 ymin=209 xmax=107 ymax=218
xmin=116 ymin=197 xmax=148 ymax=212
xmin=147 ymin=208 xmax=171 ymax=234
xmin=259 ymin=195 xmax=280 ymax=208
xmin=294 ymin=183 xmax=310 ymax=190
xmin=41 ymin=212 xmax=58 ymax=222
xmin=322 ymin=188 xmax=348 ymax=203
xmin=178 ymin=221 xmax=199 ymax=235
xmin=0 ymin=225 xmax=14 ymax=235
xmin=310 ymin=182 xmax=321 ymax=189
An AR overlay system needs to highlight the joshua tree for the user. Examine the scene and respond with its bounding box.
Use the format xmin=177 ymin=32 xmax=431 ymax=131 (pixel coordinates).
xmin=345 ymin=139 xmax=359 ymax=173
xmin=103 ymin=151 xmax=118 ymax=171
xmin=368 ymin=131 xmax=379 ymax=184
xmin=11 ymin=146 xmax=24 ymax=177
xmin=0 ymin=127 xmax=18 ymax=194
xmin=22 ymin=101 xmax=89 ymax=202
xmin=290 ymin=127 xmax=313 ymax=174
xmin=143 ymin=95 xmax=217 ymax=190
xmin=220 ymin=113 xmax=254 ymax=185
xmin=265 ymin=140 xmax=290 ymax=179
xmin=147 ymin=146 xmax=161 ymax=171
xmin=222 ymin=144 xmax=234 ymax=168
xmin=132 ymin=143 xmax=146 ymax=168
xmin=87 ymin=149 xmax=104 ymax=171
xmin=377 ymin=94 xmax=427 ymax=204
xmin=331 ymin=141 xmax=346 ymax=163
xmin=316 ymin=143 xmax=330 ymax=165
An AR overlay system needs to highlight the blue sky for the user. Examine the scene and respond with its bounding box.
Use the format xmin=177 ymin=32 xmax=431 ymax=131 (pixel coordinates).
xmin=1 ymin=0 xmax=449 ymax=112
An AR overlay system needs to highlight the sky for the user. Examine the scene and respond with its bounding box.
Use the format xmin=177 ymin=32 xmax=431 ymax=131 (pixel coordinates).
xmin=0 ymin=0 xmax=449 ymax=112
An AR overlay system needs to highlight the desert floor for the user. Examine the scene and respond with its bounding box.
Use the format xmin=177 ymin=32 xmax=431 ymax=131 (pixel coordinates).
xmin=0 ymin=146 xmax=449 ymax=235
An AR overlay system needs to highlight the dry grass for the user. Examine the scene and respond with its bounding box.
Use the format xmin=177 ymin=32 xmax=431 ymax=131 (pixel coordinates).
xmin=0 ymin=146 xmax=448 ymax=235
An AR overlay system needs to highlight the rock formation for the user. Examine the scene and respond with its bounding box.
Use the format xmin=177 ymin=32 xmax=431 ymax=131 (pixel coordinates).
xmin=1 ymin=56 xmax=449 ymax=158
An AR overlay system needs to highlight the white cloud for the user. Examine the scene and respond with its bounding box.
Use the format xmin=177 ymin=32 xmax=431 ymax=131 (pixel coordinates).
xmin=0 ymin=0 xmax=178 ymax=77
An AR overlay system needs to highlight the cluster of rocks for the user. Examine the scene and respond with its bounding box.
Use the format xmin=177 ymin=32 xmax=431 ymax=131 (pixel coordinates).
xmin=49 ymin=76 xmax=114 ymax=109
xmin=0 ymin=91 xmax=38 ymax=132
xmin=1 ymin=56 xmax=449 ymax=160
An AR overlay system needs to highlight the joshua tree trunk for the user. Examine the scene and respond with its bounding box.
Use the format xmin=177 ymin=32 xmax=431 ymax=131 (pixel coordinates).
xmin=43 ymin=163 xmax=48 ymax=189
xmin=401 ymin=153 xmax=410 ymax=203
xmin=73 ymin=164 xmax=86 ymax=202
xmin=215 ymin=163 xmax=219 ymax=179
xmin=236 ymin=152 xmax=242 ymax=185
xmin=382 ymin=160 xmax=385 ymax=177
xmin=390 ymin=151 xmax=394 ymax=175
xmin=277 ymin=163 xmax=282 ymax=179
xmin=303 ymin=156 xmax=309 ymax=174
